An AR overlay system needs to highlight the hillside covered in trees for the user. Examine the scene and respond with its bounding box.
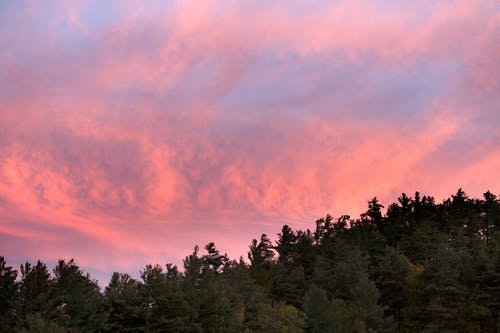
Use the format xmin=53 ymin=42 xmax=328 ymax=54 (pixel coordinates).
xmin=1 ymin=189 xmax=499 ymax=332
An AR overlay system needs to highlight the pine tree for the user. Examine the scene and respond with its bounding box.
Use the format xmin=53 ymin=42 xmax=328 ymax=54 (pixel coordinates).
xmin=0 ymin=257 xmax=17 ymax=332
xmin=18 ymin=261 xmax=57 ymax=329
xmin=53 ymin=259 xmax=107 ymax=332
xmin=105 ymin=272 xmax=145 ymax=332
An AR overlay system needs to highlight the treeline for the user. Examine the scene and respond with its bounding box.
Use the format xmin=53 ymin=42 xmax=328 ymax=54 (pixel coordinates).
xmin=1 ymin=189 xmax=499 ymax=332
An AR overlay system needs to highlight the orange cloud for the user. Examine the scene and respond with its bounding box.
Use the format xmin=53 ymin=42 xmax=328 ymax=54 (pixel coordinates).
xmin=0 ymin=0 xmax=498 ymax=282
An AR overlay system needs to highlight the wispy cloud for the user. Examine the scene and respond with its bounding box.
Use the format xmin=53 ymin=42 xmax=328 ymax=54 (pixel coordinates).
xmin=1 ymin=0 xmax=498 ymax=281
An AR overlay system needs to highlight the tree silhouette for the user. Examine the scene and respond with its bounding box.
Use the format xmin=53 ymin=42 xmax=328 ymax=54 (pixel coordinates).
xmin=0 ymin=189 xmax=499 ymax=332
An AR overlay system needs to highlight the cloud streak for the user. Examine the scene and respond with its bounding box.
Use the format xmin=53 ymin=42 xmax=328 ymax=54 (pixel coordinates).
xmin=0 ymin=0 xmax=498 ymax=282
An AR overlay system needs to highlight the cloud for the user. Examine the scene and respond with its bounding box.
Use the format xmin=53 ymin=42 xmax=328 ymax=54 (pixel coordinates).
xmin=0 ymin=0 xmax=498 ymax=283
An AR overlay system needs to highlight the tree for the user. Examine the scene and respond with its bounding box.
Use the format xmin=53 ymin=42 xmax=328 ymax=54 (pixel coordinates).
xmin=480 ymin=191 xmax=500 ymax=245
xmin=303 ymin=285 xmax=336 ymax=333
xmin=0 ymin=189 xmax=497 ymax=333
xmin=276 ymin=225 xmax=298 ymax=264
xmin=248 ymin=234 xmax=274 ymax=290
xmin=53 ymin=259 xmax=107 ymax=332
xmin=350 ymin=269 xmax=386 ymax=332
xmin=18 ymin=261 xmax=57 ymax=329
xmin=361 ymin=197 xmax=384 ymax=230
xmin=183 ymin=245 xmax=203 ymax=287
xmin=384 ymin=193 xmax=414 ymax=249
xmin=203 ymin=242 xmax=229 ymax=273
xmin=196 ymin=270 xmax=242 ymax=333
xmin=314 ymin=214 xmax=334 ymax=244
xmin=0 ymin=257 xmax=17 ymax=332
xmin=252 ymin=303 xmax=306 ymax=333
xmin=139 ymin=263 xmax=194 ymax=332
xmin=17 ymin=312 xmax=66 ymax=333
xmin=223 ymin=258 xmax=266 ymax=331
xmin=271 ymin=264 xmax=306 ymax=308
xmin=105 ymin=272 xmax=145 ymax=332
xmin=248 ymin=234 xmax=274 ymax=267
xmin=295 ymin=230 xmax=316 ymax=281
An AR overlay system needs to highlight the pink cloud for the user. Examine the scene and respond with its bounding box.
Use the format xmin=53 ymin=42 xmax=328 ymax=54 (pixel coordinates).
xmin=0 ymin=0 xmax=498 ymax=281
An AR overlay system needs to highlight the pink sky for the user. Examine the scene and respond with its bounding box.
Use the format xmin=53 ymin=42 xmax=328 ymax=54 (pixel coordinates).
xmin=1 ymin=0 xmax=499 ymax=283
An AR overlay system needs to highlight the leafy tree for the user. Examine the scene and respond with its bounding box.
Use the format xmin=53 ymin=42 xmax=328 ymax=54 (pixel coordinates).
xmin=252 ymin=303 xmax=306 ymax=333
xmin=330 ymin=299 xmax=357 ymax=332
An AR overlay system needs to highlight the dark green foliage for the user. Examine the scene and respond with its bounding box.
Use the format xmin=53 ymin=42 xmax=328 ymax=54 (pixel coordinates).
xmin=295 ymin=230 xmax=316 ymax=282
xmin=248 ymin=234 xmax=274 ymax=291
xmin=53 ymin=259 xmax=107 ymax=332
xmin=303 ymin=285 xmax=336 ymax=333
xmin=105 ymin=272 xmax=145 ymax=332
xmin=17 ymin=261 xmax=58 ymax=330
xmin=204 ymin=242 xmax=229 ymax=273
xmin=140 ymin=263 xmax=195 ymax=332
xmin=252 ymin=303 xmax=306 ymax=333
xmin=276 ymin=225 xmax=298 ymax=264
xmin=1 ymin=189 xmax=499 ymax=332
xmin=196 ymin=269 xmax=241 ymax=333
xmin=271 ymin=264 xmax=306 ymax=307
xmin=361 ymin=197 xmax=385 ymax=231
xmin=248 ymin=233 xmax=274 ymax=268
xmin=0 ymin=256 xmax=17 ymax=332
xmin=350 ymin=269 xmax=386 ymax=332
xmin=16 ymin=313 xmax=66 ymax=333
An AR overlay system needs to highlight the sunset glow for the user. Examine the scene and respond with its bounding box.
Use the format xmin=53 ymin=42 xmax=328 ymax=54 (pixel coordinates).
xmin=1 ymin=1 xmax=499 ymax=282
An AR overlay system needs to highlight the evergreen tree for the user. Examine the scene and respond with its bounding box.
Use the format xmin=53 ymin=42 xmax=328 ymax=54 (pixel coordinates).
xmin=248 ymin=234 xmax=274 ymax=268
xmin=18 ymin=261 xmax=57 ymax=329
xmin=276 ymin=225 xmax=298 ymax=264
xmin=248 ymin=234 xmax=274 ymax=291
xmin=204 ymin=242 xmax=229 ymax=273
xmin=303 ymin=285 xmax=336 ymax=333
xmin=0 ymin=190 xmax=498 ymax=333
xmin=17 ymin=312 xmax=66 ymax=333
xmin=105 ymin=272 xmax=145 ymax=332
xmin=53 ymin=259 xmax=107 ymax=332
xmin=0 ymin=257 xmax=17 ymax=332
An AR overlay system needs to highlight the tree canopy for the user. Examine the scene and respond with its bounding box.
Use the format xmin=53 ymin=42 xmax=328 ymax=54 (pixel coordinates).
xmin=2 ymin=189 xmax=499 ymax=332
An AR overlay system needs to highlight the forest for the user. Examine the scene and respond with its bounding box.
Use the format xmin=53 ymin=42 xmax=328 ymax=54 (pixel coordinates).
xmin=1 ymin=189 xmax=499 ymax=332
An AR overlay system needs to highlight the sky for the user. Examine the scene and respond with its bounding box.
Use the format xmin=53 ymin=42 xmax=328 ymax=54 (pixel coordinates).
xmin=0 ymin=0 xmax=499 ymax=284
